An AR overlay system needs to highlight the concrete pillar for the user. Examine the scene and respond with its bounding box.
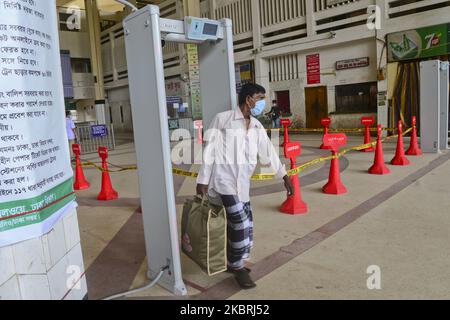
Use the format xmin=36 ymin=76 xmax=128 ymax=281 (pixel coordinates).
xmin=375 ymin=0 xmax=389 ymax=130
xmin=305 ymin=0 xmax=316 ymax=37
xmin=251 ymin=0 xmax=262 ymax=51
xmin=183 ymin=0 xmax=201 ymax=17
xmin=251 ymin=0 xmax=270 ymax=107
xmin=85 ymin=0 xmax=106 ymax=124
xmin=182 ymin=0 xmax=201 ymax=119
xmin=254 ymin=56 xmax=271 ymax=108
xmin=209 ymin=0 xmax=217 ymax=19
xmin=0 ymin=0 xmax=87 ymax=300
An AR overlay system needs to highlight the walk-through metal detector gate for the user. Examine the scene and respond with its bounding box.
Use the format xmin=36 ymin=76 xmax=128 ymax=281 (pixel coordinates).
xmin=420 ymin=60 xmax=450 ymax=153
xmin=123 ymin=5 xmax=236 ymax=295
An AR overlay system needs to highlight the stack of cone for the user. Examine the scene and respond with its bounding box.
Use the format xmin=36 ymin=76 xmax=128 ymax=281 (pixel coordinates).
xmin=406 ymin=116 xmax=423 ymax=156
xmin=391 ymin=121 xmax=410 ymax=166
xmin=369 ymin=125 xmax=391 ymax=175
xmin=280 ymin=141 xmax=308 ymax=214
xmin=97 ymin=147 xmax=119 ymax=201
xmin=72 ymin=144 xmax=90 ymax=190
xmin=323 ymin=152 xmax=347 ymax=195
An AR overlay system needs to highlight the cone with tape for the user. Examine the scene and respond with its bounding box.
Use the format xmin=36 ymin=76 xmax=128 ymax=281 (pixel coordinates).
xmin=406 ymin=116 xmax=423 ymax=156
xmin=322 ymin=134 xmax=347 ymax=195
xmin=280 ymin=142 xmax=308 ymax=215
xmin=391 ymin=121 xmax=410 ymax=166
xmin=72 ymin=144 xmax=90 ymax=190
xmin=97 ymin=147 xmax=119 ymax=201
xmin=369 ymin=125 xmax=391 ymax=175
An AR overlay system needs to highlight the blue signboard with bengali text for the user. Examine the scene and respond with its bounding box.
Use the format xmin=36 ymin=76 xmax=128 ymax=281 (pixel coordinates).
xmin=91 ymin=125 xmax=108 ymax=138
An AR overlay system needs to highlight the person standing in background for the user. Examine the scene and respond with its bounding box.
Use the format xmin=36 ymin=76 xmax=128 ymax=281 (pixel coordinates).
xmin=265 ymin=100 xmax=281 ymax=129
xmin=66 ymin=110 xmax=77 ymax=160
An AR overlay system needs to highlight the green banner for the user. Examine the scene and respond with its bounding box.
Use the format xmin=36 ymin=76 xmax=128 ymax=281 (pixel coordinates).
xmin=0 ymin=179 xmax=75 ymax=233
xmin=387 ymin=23 xmax=450 ymax=62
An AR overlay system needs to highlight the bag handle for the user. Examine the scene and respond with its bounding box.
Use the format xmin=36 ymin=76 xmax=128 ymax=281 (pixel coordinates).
xmin=195 ymin=195 xmax=209 ymax=206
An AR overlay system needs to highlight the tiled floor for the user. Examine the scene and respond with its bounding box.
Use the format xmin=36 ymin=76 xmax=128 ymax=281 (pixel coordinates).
xmin=74 ymin=134 xmax=450 ymax=300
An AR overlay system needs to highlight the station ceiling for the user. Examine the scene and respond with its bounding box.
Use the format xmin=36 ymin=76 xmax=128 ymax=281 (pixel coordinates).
xmin=56 ymin=0 xmax=166 ymax=15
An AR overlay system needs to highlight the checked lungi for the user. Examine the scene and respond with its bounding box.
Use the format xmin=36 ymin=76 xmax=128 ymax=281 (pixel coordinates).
xmin=219 ymin=195 xmax=254 ymax=270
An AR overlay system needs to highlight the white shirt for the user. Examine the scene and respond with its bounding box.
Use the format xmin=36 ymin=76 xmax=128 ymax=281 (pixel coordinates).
xmin=66 ymin=117 xmax=75 ymax=140
xmin=197 ymin=109 xmax=287 ymax=203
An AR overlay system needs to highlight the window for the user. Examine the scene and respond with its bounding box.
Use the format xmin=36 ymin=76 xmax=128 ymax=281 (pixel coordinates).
xmin=335 ymin=82 xmax=378 ymax=114
xmin=71 ymin=58 xmax=91 ymax=74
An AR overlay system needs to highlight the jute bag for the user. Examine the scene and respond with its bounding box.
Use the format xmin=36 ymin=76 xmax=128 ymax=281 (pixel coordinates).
xmin=181 ymin=196 xmax=227 ymax=276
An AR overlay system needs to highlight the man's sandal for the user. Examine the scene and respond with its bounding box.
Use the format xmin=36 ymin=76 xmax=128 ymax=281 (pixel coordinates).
xmin=227 ymin=266 xmax=251 ymax=273
xmin=229 ymin=268 xmax=256 ymax=289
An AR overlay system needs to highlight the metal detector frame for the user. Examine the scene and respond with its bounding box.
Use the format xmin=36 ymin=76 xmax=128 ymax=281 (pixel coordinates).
xmin=123 ymin=5 xmax=236 ymax=295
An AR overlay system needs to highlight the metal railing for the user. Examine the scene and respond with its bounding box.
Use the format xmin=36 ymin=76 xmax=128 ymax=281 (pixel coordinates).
xmin=75 ymin=124 xmax=116 ymax=155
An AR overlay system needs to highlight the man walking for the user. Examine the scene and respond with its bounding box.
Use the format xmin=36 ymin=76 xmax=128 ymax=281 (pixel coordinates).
xmin=196 ymin=83 xmax=294 ymax=289
xmin=66 ymin=110 xmax=77 ymax=160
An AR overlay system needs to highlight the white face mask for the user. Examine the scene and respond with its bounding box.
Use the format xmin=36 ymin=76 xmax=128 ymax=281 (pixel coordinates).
xmin=251 ymin=99 xmax=266 ymax=117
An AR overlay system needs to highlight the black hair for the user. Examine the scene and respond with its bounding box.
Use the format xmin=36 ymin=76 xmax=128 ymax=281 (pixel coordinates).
xmin=238 ymin=83 xmax=266 ymax=106
xmin=66 ymin=110 xmax=71 ymax=117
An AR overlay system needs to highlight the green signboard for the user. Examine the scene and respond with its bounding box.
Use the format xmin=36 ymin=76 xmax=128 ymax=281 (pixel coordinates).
xmin=387 ymin=23 xmax=450 ymax=62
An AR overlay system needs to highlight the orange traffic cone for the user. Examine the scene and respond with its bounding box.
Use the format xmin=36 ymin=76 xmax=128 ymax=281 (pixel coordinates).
xmin=280 ymin=142 xmax=307 ymax=215
xmin=97 ymin=147 xmax=118 ymax=201
xmin=361 ymin=117 xmax=375 ymax=152
xmin=369 ymin=125 xmax=391 ymax=175
xmin=406 ymin=116 xmax=423 ymax=156
xmin=320 ymin=118 xmax=332 ymax=150
xmin=322 ymin=134 xmax=347 ymax=195
xmin=280 ymin=175 xmax=308 ymax=215
xmin=391 ymin=121 xmax=410 ymax=166
xmin=72 ymin=144 xmax=90 ymax=190
xmin=323 ymin=152 xmax=347 ymax=194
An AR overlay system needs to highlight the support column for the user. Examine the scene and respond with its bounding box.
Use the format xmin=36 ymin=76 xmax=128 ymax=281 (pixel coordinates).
xmin=182 ymin=0 xmax=202 ymax=119
xmin=254 ymin=56 xmax=271 ymax=105
xmin=0 ymin=0 xmax=87 ymax=300
xmin=209 ymin=0 xmax=217 ymax=19
xmin=251 ymin=0 xmax=262 ymax=51
xmin=183 ymin=0 xmax=201 ymax=17
xmin=375 ymin=0 xmax=388 ymax=131
xmin=85 ymin=0 xmax=106 ymax=124
xmin=305 ymin=0 xmax=316 ymax=37
xmin=251 ymin=0 xmax=270 ymax=104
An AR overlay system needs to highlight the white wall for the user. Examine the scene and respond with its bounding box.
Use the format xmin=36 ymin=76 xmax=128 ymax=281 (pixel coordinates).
xmin=58 ymin=8 xmax=91 ymax=59
xmin=268 ymin=39 xmax=377 ymax=125
xmin=76 ymin=100 xmax=97 ymax=123
xmin=72 ymin=73 xmax=95 ymax=100
xmin=59 ymin=31 xmax=91 ymax=59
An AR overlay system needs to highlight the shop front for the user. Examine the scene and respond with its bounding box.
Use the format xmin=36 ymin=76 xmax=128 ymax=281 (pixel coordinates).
xmin=387 ymin=23 xmax=450 ymax=129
